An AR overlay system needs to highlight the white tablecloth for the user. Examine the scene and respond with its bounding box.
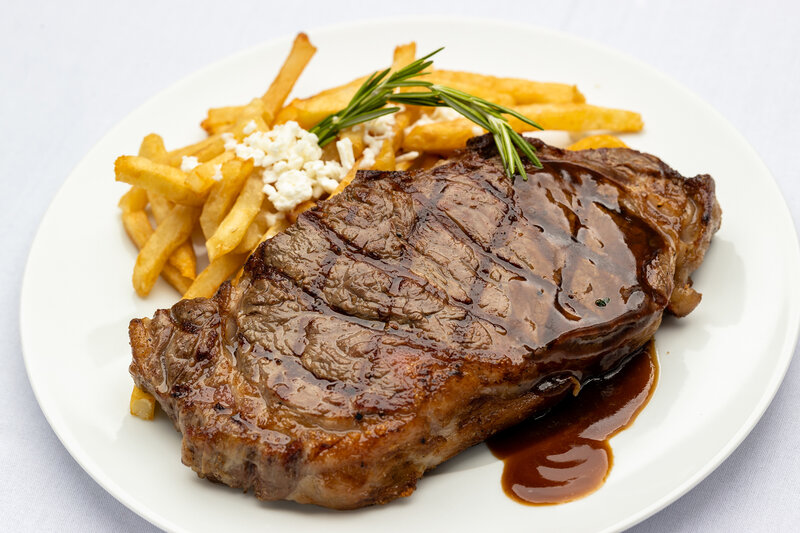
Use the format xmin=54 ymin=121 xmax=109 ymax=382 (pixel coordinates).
xmin=2 ymin=1 xmax=798 ymax=530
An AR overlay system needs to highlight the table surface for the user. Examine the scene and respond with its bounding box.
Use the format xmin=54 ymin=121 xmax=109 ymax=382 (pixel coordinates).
xmin=2 ymin=1 xmax=798 ymax=531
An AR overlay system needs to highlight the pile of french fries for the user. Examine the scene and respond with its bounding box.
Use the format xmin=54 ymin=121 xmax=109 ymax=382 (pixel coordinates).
xmin=118 ymin=35 xmax=640 ymax=420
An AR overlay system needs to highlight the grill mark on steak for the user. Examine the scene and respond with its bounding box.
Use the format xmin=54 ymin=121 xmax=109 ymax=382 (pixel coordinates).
xmin=129 ymin=136 xmax=721 ymax=509
xmin=313 ymin=193 xmax=519 ymax=340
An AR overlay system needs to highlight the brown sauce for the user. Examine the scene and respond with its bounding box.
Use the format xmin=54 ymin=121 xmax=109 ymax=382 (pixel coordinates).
xmin=487 ymin=340 xmax=658 ymax=505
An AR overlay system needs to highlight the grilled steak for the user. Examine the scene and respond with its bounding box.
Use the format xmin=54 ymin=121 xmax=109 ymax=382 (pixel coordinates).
xmin=129 ymin=136 xmax=720 ymax=509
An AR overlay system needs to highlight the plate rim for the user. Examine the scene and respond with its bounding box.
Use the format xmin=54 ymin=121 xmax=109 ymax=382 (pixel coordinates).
xmin=19 ymin=15 xmax=800 ymax=533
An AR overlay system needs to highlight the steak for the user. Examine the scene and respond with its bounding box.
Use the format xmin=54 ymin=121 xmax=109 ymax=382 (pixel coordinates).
xmin=129 ymin=136 xmax=720 ymax=509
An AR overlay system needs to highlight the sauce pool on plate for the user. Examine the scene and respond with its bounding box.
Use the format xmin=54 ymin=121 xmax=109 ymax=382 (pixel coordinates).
xmin=487 ymin=340 xmax=658 ymax=505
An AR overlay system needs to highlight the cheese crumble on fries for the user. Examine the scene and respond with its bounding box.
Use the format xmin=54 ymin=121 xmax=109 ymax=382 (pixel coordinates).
xmin=115 ymin=34 xmax=642 ymax=419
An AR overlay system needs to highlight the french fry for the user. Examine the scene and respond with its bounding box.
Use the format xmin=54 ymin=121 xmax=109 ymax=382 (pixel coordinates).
xmin=137 ymin=132 xmax=197 ymax=280
xmin=402 ymin=121 xmax=477 ymax=154
xmin=403 ymin=104 xmax=643 ymax=153
xmin=391 ymin=109 xmax=413 ymax=153
xmin=200 ymin=158 xmax=254 ymax=239
xmin=423 ymin=71 xmax=516 ymax=106
xmin=191 ymin=151 xmax=235 ymax=184
xmin=228 ymin=98 xmax=270 ymax=140
xmin=183 ymin=253 xmax=248 ymax=299
xmin=391 ymin=42 xmax=416 ymax=72
xmin=395 ymin=158 xmax=415 ymax=171
xmin=120 ymin=209 xmax=193 ymax=294
xmin=261 ymin=33 xmax=317 ymax=126
xmin=132 ymin=205 xmax=200 ymax=296
xmin=427 ymin=70 xmax=585 ymax=104
xmin=118 ymin=186 xmax=148 ymax=213
xmin=567 ymin=134 xmax=629 ymax=150
xmin=164 ymin=134 xmax=226 ymax=167
xmin=115 ymin=156 xmax=206 ymax=205
xmin=201 ymin=105 xmax=244 ymax=135
xmin=205 ymin=173 xmax=264 ymax=261
xmin=507 ymin=103 xmax=643 ymax=132
xmin=147 ymin=190 xmax=197 ymax=279
xmin=501 ymin=80 xmax=585 ymax=105
xmin=372 ymin=139 xmax=396 ymax=171
xmin=138 ymin=133 xmax=168 ymax=161
xmin=146 ymin=190 xmax=172 ymax=220
xmin=275 ymin=75 xmax=369 ymax=129
xmin=232 ymin=206 xmax=271 ymax=254
xmin=130 ymin=385 xmax=155 ymax=420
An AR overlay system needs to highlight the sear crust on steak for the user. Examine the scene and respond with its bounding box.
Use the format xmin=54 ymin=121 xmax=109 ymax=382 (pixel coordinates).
xmin=129 ymin=136 xmax=720 ymax=509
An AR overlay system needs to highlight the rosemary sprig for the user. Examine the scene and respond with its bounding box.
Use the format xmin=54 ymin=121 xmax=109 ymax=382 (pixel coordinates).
xmin=310 ymin=49 xmax=441 ymax=147
xmin=309 ymin=49 xmax=544 ymax=180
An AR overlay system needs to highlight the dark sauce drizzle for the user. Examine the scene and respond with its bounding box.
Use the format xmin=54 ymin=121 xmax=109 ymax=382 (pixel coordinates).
xmin=487 ymin=340 xmax=658 ymax=505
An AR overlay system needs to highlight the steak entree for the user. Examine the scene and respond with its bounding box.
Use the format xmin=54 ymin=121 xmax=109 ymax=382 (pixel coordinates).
xmin=129 ymin=136 xmax=720 ymax=509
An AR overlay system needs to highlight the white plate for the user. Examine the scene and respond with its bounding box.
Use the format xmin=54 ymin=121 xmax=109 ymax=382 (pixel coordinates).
xmin=20 ymin=17 xmax=800 ymax=533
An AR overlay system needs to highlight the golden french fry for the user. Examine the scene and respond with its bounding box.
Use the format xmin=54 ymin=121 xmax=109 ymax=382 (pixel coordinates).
xmin=146 ymin=190 xmax=172 ymax=221
xmin=115 ymin=156 xmax=206 ymax=205
xmin=427 ymin=70 xmax=585 ymax=104
xmin=133 ymin=205 xmax=200 ymax=296
xmin=395 ymin=159 xmax=415 ymax=171
xmin=121 ymin=210 xmax=154 ymax=249
xmin=507 ymin=103 xmax=643 ymax=132
xmin=118 ymin=186 xmax=149 ymax=213
xmin=183 ymin=253 xmax=248 ymax=299
xmin=258 ymin=216 xmax=291 ymax=246
xmin=130 ymin=385 xmax=155 ymax=420
xmin=200 ymin=158 xmax=254 ymax=239
xmin=501 ymin=80 xmax=585 ymax=105
xmin=391 ymin=42 xmax=416 ymax=72
xmin=391 ymin=109 xmax=413 ymax=153
xmin=261 ymin=33 xmax=317 ymax=126
xmin=146 ymin=190 xmax=197 ymax=279
xmin=232 ymin=205 xmax=272 ymax=254
xmin=224 ymin=98 xmax=268 ymax=140
xmin=121 ymin=210 xmax=193 ymax=294
xmin=201 ymin=105 xmax=244 ymax=135
xmin=164 ymin=134 xmax=226 ymax=167
xmin=191 ymin=151 xmax=235 ymax=184
xmin=568 ymin=134 xmax=629 ymax=150
xmin=138 ymin=133 xmax=167 ymax=161
xmin=403 ymin=104 xmax=643 ymax=153
xmin=275 ymin=75 xmax=369 ymax=129
xmin=402 ymin=121 xmax=476 ymax=154
xmin=205 ymin=174 xmax=264 ymax=261
xmin=372 ymin=139 xmax=396 ymax=171
xmin=424 ymin=70 xmax=514 ymax=106
xmin=136 ymin=135 xmax=195 ymax=284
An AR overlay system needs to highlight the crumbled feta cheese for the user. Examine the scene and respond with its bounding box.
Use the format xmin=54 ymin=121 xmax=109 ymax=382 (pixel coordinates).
xmin=395 ymin=151 xmax=419 ymax=163
xmin=336 ymin=137 xmax=355 ymax=172
xmin=353 ymin=111 xmax=397 ymax=169
xmin=471 ymin=125 xmax=485 ymax=136
xmin=359 ymin=147 xmax=376 ymax=169
xmin=223 ymin=121 xmax=347 ymax=213
xmin=211 ymin=163 xmax=223 ymax=181
xmin=180 ymin=155 xmax=199 ymax=172
xmin=243 ymin=120 xmax=258 ymax=135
